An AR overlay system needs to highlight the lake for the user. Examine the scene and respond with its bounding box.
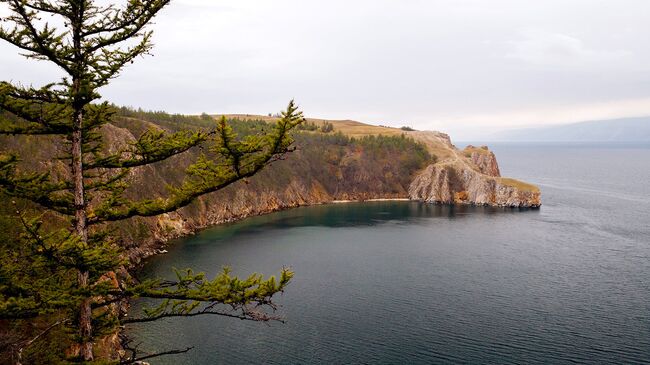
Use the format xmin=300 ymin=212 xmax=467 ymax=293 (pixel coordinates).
xmin=128 ymin=143 xmax=650 ymax=364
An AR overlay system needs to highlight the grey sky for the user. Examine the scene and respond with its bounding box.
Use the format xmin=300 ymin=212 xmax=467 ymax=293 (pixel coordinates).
xmin=2 ymin=0 xmax=650 ymax=139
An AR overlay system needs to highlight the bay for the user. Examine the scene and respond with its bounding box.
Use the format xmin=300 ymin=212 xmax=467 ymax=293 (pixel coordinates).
xmin=128 ymin=143 xmax=650 ymax=364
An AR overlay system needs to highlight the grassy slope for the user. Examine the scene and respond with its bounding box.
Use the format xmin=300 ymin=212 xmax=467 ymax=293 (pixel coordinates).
xmin=497 ymin=178 xmax=541 ymax=193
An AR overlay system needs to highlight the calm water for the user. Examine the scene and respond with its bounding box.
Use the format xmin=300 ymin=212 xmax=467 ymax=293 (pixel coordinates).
xmin=129 ymin=143 xmax=650 ymax=364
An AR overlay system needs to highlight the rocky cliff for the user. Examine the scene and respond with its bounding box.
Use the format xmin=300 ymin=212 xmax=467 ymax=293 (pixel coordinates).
xmin=108 ymin=115 xmax=540 ymax=262
xmin=93 ymin=114 xmax=435 ymax=262
xmin=406 ymin=139 xmax=540 ymax=207
xmin=463 ymin=145 xmax=501 ymax=177
xmin=0 ymin=111 xmax=541 ymax=263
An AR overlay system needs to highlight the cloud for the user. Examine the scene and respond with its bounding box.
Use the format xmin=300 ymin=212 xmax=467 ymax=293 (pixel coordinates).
xmin=505 ymin=30 xmax=635 ymax=71
xmin=2 ymin=0 xmax=650 ymax=142
xmin=419 ymin=97 xmax=650 ymax=141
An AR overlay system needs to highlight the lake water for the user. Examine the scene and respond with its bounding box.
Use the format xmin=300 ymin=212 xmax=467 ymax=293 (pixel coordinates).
xmin=128 ymin=143 xmax=650 ymax=364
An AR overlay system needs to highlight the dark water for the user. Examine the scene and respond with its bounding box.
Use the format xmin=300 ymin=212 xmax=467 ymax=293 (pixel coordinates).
xmin=129 ymin=143 xmax=650 ymax=364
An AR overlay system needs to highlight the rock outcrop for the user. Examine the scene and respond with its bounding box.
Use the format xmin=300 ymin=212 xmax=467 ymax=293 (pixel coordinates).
xmin=463 ymin=145 xmax=500 ymax=177
xmin=405 ymin=137 xmax=540 ymax=208
xmin=408 ymin=163 xmax=540 ymax=207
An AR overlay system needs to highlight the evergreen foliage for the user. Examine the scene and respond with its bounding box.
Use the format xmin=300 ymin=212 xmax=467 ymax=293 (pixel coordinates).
xmin=289 ymin=132 xmax=432 ymax=194
xmin=295 ymin=120 xmax=319 ymax=131
xmin=0 ymin=1 xmax=300 ymax=363
xmin=320 ymin=121 xmax=334 ymax=133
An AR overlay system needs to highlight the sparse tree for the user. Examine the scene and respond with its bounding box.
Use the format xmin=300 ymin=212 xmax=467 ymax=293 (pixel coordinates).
xmin=320 ymin=121 xmax=334 ymax=133
xmin=0 ymin=0 xmax=300 ymax=362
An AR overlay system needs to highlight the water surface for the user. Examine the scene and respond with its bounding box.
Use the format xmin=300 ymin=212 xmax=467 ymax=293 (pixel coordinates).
xmin=129 ymin=143 xmax=650 ymax=364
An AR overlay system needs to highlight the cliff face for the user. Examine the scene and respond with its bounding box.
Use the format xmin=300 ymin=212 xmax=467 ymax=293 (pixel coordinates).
xmin=408 ymin=164 xmax=541 ymax=207
xmin=463 ymin=145 xmax=500 ymax=177
xmin=100 ymin=120 xmax=432 ymax=262
xmin=405 ymin=137 xmax=540 ymax=207
xmin=0 ymin=112 xmax=541 ymax=262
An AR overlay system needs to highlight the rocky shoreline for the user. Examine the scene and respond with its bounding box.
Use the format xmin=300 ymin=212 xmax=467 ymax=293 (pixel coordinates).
xmin=406 ymin=136 xmax=541 ymax=208
xmin=127 ymin=135 xmax=542 ymax=265
xmin=128 ymin=194 xmax=412 ymax=265
xmin=131 ymin=192 xmax=540 ymax=266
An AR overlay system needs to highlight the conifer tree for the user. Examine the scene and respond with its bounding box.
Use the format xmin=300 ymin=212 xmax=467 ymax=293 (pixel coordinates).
xmin=0 ymin=1 xmax=300 ymax=362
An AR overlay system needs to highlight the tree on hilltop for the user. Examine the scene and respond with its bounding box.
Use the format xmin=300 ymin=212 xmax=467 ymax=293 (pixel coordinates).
xmin=0 ymin=0 xmax=300 ymax=362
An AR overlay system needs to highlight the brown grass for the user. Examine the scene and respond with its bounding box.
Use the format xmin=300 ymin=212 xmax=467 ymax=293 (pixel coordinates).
xmin=217 ymin=114 xmax=407 ymax=138
xmin=498 ymin=177 xmax=540 ymax=193
xmin=217 ymin=113 xmax=457 ymax=156
xmin=462 ymin=145 xmax=491 ymax=157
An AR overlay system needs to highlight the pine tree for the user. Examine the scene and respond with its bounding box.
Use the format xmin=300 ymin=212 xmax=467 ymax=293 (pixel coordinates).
xmin=0 ymin=1 xmax=300 ymax=362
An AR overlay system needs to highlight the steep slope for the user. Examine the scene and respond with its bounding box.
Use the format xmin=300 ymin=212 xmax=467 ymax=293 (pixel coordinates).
xmin=406 ymin=139 xmax=540 ymax=208
xmin=62 ymin=112 xmax=434 ymax=261
xmin=1 ymin=110 xmax=540 ymax=262
xmin=223 ymin=115 xmax=541 ymax=208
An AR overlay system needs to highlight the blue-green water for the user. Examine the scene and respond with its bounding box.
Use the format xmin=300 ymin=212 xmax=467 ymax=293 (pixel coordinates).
xmin=129 ymin=143 xmax=650 ymax=364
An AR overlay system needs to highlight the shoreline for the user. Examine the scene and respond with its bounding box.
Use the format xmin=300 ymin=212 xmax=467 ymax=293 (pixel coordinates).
xmin=133 ymin=195 xmax=540 ymax=265
xmin=133 ymin=195 xmax=414 ymax=263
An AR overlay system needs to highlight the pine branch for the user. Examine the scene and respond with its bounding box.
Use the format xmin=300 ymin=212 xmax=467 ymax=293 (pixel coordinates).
xmin=122 ymin=266 xmax=293 ymax=326
xmin=14 ymin=318 xmax=70 ymax=365
xmin=0 ymin=206 xmax=84 ymax=320
xmin=119 ymin=333 xmax=193 ymax=365
xmin=1 ymin=1 xmax=302 ymax=360
xmin=85 ymin=169 xmax=128 ymax=192
xmin=85 ymin=0 xmax=171 ymax=53
xmin=87 ymin=129 xmax=211 ymax=169
xmin=0 ymin=154 xmax=75 ymax=215
xmin=0 ymin=0 xmax=73 ymax=72
xmin=21 ymin=1 xmax=68 ymax=16
xmin=0 ymin=124 xmax=65 ymax=135
xmin=120 ymin=308 xmax=270 ymax=324
xmin=1 ymin=82 xmax=65 ymax=104
xmin=82 ymin=1 xmax=159 ymax=37
xmin=0 ymin=82 xmax=71 ymax=135
xmin=91 ymin=102 xmax=303 ymax=222
xmin=88 ymin=34 xmax=152 ymax=87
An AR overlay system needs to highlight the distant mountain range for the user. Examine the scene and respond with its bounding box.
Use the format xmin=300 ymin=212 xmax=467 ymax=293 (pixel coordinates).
xmin=494 ymin=117 xmax=650 ymax=142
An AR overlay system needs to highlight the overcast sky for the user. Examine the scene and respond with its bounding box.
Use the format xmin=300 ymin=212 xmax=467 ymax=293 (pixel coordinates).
xmin=2 ymin=0 xmax=650 ymax=139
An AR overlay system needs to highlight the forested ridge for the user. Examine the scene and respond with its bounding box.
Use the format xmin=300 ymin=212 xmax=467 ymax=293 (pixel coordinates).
xmin=1 ymin=106 xmax=433 ymax=263
xmin=0 ymin=106 xmax=433 ymax=361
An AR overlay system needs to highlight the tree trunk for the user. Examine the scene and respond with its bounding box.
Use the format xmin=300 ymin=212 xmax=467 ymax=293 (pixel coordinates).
xmin=71 ymin=105 xmax=93 ymax=361
xmin=70 ymin=1 xmax=93 ymax=358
